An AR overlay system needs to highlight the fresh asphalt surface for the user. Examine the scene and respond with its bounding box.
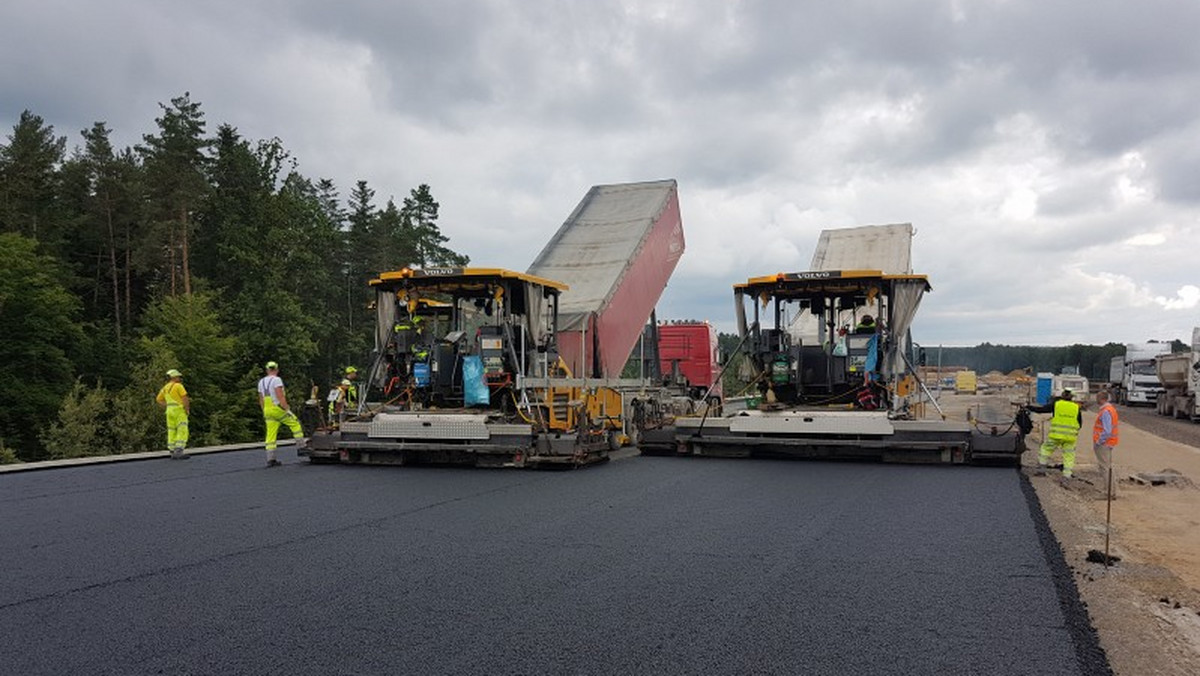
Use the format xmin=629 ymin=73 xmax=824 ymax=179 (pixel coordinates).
xmin=1 ymin=450 xmax=1106 ymax=675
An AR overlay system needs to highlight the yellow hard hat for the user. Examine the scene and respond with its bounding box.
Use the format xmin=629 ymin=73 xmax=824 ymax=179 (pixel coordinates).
xmin=345 ymin=366 xmax=358 ymax=374
xmin=166 ymin=369 xmax=183 ymax=378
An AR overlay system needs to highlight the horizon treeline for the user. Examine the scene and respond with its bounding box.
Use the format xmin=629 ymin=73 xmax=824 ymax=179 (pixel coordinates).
xmin=713 ymin=335 xmax=1190 ymax=397
xmin=0 ymin=93 xmax=468 ymax=462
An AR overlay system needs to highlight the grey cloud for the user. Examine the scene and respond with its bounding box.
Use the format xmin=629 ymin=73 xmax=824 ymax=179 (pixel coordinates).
xmin=1145 ymin=138 xmax=1200 ymax=204
xmin=4 ymin=0 xmax=1200 ymax=345
xmin=1038 ymin=178 xmax=1113 ymax=218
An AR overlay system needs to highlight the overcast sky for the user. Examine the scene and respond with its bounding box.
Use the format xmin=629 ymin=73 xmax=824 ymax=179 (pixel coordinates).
xmin=3 ymin=0 xmax=1198 ymax=347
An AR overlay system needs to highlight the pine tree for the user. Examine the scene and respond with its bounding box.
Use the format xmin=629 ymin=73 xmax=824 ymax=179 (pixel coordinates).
xmin=401 ymin=184 xmax=468 ymax=267
xmin=0 ymin=233 xmax=84 ymax=459
xmin=346 ymin=179 xmax=377 ymax=283
xmin=0 ymin=110 xmax=67 ymax=245
xmin=377 ymin=197 xmax=416 ymax=269
xmin=139 ymin=93 xmax=212 ymax=298
xmin=198 ymin=125 xmax=270 ymax=296
xmin=76 ymin=122 xmax=144 ymax=344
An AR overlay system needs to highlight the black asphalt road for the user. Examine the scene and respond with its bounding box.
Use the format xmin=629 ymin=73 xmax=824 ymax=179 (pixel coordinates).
xmin=1 ymin=451 xmax=1106 ymax=675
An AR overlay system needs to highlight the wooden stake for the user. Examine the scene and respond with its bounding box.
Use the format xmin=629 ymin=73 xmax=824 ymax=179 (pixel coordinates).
xmin=1104 ymin=465 xmax=1113 ymax=567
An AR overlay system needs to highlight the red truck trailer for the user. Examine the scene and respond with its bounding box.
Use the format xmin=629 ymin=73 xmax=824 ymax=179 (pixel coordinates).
xmin=657 ymin=321 xmax=722 ymax=403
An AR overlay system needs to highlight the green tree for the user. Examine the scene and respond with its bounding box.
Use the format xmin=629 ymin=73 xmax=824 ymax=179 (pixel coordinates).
xmin=401 ymin=184 xmax=468 ymax=267
xmin=276 ymin=172 xmax=361 ymax=384
xmin=377 ymin=198 xmax=414 ymax=269
xmin=0 ymin=110 xmax=67 ymax=244
xmin=109 ymin=337 xmax=180 ymax=454
xmin=308 ymin=177 xmax=365 ymax=377
xmin=197 ymin=130 xmax=319 ymax=379
xmin=344 ymin=179 xmax=382 ymax=347
xmin=41 ymin=380 xmax=113 ymax=459
xmin=139 ymin=93 xmax=211 ymax=298
xmin=138 ymin=291 xmax=249 ymax=445
xmin=196 ymin=125 xmax=275 ymax=295
xmin=78 ymin=122 xmax=140 ymax=343
xmin=53 ymin=124 xmax=148 ymax=387
xmin=718 ymin=332 xmax=756 ymax=397
xmin=0 ymin=439 xmax=19 ymax=464
xmin=0 ymin=233 xmax=84 ymax=459
xmin=0 ymin=100 xmax=477 ymax=458
xmin=346 ymin=179 xmax=379 ymax=280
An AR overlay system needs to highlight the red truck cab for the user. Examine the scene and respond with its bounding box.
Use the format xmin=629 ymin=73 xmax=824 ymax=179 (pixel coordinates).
xmin=657 ymin=321 xmax=722 ymax=403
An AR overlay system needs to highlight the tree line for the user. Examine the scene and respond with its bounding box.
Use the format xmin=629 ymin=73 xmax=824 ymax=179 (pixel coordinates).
xmin=922 ymin=341 xmax=1187 ymax=381
xmin=0 ymin=94 xmax=467 ymax=463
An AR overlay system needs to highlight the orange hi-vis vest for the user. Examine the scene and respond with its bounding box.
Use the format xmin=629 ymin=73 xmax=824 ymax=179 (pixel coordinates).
xmin=1092 ymin=402 xmax=1119 ymax=447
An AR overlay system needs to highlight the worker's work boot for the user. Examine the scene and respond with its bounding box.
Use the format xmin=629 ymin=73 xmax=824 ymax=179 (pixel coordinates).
xmin=266 ymin=459 xmax=282 ymax=468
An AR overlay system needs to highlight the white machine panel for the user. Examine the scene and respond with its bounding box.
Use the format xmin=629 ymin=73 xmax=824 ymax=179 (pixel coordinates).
xmin=370 ymin=412 xmax=490 ymax=440
xmin=726 ymin=410 xmax=895 ymax=436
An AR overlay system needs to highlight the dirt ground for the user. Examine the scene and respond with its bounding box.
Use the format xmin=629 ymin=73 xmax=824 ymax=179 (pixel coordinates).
xmin=938 ymin=392 xmax=1200 ymax=675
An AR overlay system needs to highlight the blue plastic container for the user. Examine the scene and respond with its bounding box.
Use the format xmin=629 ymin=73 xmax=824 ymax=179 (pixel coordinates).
xmin=462 ymin=356 xmax=489 ymax=406
xmin=413 ymin=362 xmax=430 ymax=388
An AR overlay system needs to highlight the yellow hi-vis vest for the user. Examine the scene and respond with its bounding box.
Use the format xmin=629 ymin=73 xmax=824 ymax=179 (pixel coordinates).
xmin=157 ymin=382 xmax=187 ymax=407
xmin=1048 ymin=399 xmax=1081 ymax=441
xmin=327 ymin=384 xmax=348 ymax=417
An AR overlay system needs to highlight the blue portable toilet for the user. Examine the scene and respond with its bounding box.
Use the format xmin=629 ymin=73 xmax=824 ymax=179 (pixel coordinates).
xmin=1036 ymin=372 xmax=1054 ymax=405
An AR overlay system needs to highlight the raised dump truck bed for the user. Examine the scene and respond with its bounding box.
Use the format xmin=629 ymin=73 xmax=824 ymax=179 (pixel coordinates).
xmin=527 ymin=179 xmax=685 ymax=378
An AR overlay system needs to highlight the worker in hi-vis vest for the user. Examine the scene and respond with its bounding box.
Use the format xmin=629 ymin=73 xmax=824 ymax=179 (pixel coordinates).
xmin=327 ymin=366 xmax=361 ymax=427
xmin=1028 ymin=388 xmax=1083 ymax=480
xmin=328 ymin=378 xmax=353 ymax=425
xmin=257 ymin=361 xmax=303 ymax=467
xmin=343 ymin=366 xmax=359 ymax=412
xmin=1092 ymin=390 xmax=1120 ymax=496
xmin=156 ymin=369 xmax=190 ymax=459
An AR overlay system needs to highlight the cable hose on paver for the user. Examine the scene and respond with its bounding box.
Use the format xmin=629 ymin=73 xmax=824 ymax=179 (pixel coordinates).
xmin=508 ymin=390 xmax=539 ymax=425
xmin=344 ymin=388 xmax=412 ymax=423
xmin=806 ymin=388 xmax=862 ymax=407
xmin=968 ymin=407 xmax=1033 ymax=437
xmin=971 ymin=418 xmax=1019 ymax=436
